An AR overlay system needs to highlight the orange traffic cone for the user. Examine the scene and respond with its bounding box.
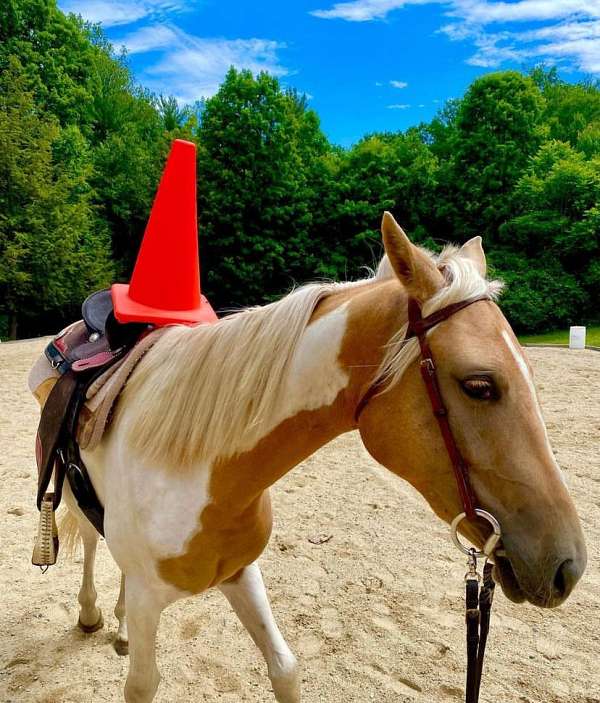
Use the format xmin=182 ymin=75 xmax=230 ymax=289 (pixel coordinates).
xmin=111 ymin=139 xmax=217 ymax=326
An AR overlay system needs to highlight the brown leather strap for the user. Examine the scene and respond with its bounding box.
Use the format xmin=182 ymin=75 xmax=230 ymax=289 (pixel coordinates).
xmin=406 ymin=295 xmax=490 ymax=338
xmin=36 ymin=371 xmax=78 ymax=509
xmin=466 ymin=561 xmax=495 ymax=703
xmin=406 ymin=296 xmax=489 ymax=518
xmin=355 ymin=294 xmax=489 ymax=518
xmin=354 ymin=291 xmax=494 ymax=703
xmin=465 ymin=575 xmax=481 ymax=702
xmin=475 ymin=562 xmax=495 ymax=699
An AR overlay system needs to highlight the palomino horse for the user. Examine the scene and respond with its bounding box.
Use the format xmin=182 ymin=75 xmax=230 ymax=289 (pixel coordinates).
xmin=52 ymin=212 xmax=585 ymax=702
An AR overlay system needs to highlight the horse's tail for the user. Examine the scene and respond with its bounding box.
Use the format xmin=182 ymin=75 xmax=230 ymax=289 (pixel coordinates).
xmin=58 ymin=507 xmax=81 ymax=558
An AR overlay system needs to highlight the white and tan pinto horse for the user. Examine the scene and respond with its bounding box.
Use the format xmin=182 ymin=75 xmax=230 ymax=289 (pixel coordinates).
xmin=51 ymin=213 xmax=585 ymax=702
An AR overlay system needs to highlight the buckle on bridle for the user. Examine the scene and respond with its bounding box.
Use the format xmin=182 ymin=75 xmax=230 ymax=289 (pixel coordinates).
xmin=450 ymin=509 xmax=502 ymax=559
xmin=420 ymin=358 xmax=435 ymax=374
xmin=465 ymin=548 xmax=481 ymax=582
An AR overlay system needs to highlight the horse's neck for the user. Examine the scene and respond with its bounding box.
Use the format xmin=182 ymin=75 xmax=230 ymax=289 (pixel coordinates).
xmin=209 ymin=279 xmax=405 ymax=506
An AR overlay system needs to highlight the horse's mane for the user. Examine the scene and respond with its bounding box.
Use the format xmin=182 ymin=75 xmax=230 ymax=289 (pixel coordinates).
xmin=122 ymin=245 xmax=502 ymax=467
xmin=122 ymin=279 xmax=352 ymax=467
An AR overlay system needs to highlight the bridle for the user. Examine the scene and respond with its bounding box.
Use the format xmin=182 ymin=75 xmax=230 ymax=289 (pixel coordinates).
xmin=355 ymin=293 xmax=502 ymax=703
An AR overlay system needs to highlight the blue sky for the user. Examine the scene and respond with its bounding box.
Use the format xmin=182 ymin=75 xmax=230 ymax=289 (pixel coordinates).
xmin=59 ymin=0 xmax=600 ymax=146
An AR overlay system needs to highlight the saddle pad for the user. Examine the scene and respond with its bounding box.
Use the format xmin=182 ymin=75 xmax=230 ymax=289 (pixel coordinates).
xmin=77 ymin=328 xmax=166 ymax=450
xmin=29 ymin=326 xmax=167 ymax=451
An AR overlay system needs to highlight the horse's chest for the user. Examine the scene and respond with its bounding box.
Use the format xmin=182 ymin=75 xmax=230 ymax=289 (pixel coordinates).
xmin=157 ymin=492 xmax=273 ymax=594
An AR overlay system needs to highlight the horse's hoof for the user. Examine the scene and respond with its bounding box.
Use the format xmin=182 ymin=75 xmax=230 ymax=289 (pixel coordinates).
xmin=114 ymin=637 xmax=129 ymax=656
xmin=78 ymin=609 xmax=104 ymax=633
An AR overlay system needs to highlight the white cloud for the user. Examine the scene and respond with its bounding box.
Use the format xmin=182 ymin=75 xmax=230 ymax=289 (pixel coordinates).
xmin=120 ymin=24 xmax=180 ymax=53
xmin=311 ymin=0 xmax=600 ymax=74
xmin=311 ymin=1 xmax=418 ymax=22
xmin=311 ymin=0 xmax=600 ymax=23
xmin=60 ymin=0 xmax=185 ymax=28
xmin=390 ymin=79 xmax=408 ymax=87
xmin=388 ymin=103 xmax=412 ymax=108
xmin=115 ymin=25 xmax=288 ymax=103
xmin=448 ymin=0 xmax=600 ymax=25
xmin=60 ymin=0 xmax=290 ymax=104
xmin=450 ymin=19 xmax=600 ymax=73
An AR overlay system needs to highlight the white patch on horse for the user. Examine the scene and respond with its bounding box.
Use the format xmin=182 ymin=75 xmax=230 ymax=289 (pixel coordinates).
xmin=227 ymin=303 xmax=351 ymax=458
xmin=82 ymin=429 xmax=210 ymax=575
xmin=128 ymin=458 xmax=211 ymax=558
xmin=284 ymin=303 xmax=350 ymax=414
xmin=501 ymin=330 xmax=566 ymax=484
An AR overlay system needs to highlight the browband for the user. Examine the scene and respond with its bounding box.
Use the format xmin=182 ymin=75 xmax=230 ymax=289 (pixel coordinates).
xmin=406 ymin=295 xmax=490 ymax=339
xmin=354 ymin=294 xmax=490 ymax=423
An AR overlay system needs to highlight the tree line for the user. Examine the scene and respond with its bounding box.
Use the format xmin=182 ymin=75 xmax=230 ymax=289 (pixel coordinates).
xmin=1 ymin=0 xmax=599 ymax=339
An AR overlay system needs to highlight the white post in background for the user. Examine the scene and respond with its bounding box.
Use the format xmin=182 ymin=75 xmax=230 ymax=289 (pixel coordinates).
xmin=569 ymin=326 xmax=586 ymax=349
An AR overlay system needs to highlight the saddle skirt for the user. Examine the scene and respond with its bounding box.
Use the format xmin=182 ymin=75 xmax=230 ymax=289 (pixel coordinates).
xmin=29 ymin=321 xmax=165 ymax=451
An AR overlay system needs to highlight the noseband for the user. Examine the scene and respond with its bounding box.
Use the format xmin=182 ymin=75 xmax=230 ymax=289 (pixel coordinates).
xmin=355 ymin=293 xmax=502 ymax=703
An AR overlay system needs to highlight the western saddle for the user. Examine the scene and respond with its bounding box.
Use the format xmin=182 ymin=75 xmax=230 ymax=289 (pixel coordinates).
xmin=32 ymin=289 xmax=149 ymax=569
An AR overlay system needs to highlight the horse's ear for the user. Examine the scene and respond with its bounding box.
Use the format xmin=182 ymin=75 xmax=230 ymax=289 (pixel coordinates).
xmin=460 ymin=236 xmax=487 ymax=277
xmin=381 ymin=211 xmax=444 ymax=301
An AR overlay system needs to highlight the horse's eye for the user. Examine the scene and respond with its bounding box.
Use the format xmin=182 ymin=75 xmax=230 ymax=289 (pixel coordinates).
xmin=461 ymin=377 xmax=497 ymax=401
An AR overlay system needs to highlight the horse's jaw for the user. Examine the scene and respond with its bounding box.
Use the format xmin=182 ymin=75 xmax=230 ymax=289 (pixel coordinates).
xmin=492 ymin=554 xmax=527 ymax=604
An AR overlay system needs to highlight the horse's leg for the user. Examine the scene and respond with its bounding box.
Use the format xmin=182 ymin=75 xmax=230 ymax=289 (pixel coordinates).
xmin=219 ymin=562 xmax=300 ymax=703
xmin=114 ymin=572 xmax=129 ymax=655
xmin=123 ymin=576 xmax=163 ymax=703
xmin=76 ymin=513 xmax=104 ymax=632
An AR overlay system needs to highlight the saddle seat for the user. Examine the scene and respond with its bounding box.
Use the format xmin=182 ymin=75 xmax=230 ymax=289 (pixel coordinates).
xmin=82 ymin=288 xmax=113 ymax=336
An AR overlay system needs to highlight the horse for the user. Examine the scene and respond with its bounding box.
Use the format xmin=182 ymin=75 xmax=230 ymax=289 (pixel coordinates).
xmin=40 ymin=212 xmax=586 ymax=702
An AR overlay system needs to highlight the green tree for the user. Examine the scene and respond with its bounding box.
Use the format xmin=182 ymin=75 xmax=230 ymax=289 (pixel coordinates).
xmin=500 ymin=140 xmax=600 ymax=325
xmin=197 ymin=68 xmax=326 ymax=307
xmin=84 ymin=41 xmax=196 ymax=276
xmin=449 ymin=71 xmax=545 ymax=241
xmin=1 ymin=0 xmax=599 ymax=338
xmin=0 ymin=0 xmax=95 ymax=127
xmin=533 ymin=68 xmax=600 ymax=147
xmin=319 ymin=130 xmax=440 ymax=280
xmin=0 ymin=57 xmax=113 ymax=337
xmin=489 ymin=250 xmax=587 ymax=333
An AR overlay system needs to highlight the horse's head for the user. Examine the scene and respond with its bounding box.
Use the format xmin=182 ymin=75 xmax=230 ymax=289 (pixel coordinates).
xmin=358 ymin=212 xmax=586 ymax=608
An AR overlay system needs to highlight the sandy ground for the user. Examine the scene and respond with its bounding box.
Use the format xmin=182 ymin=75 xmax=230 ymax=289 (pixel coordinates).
xmin=0 ymin=338 xmax=599 ymax=703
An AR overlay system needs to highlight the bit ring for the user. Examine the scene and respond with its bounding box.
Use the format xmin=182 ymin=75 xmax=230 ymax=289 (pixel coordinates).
xmin=451 ymin=509 xmax=502 ymax=558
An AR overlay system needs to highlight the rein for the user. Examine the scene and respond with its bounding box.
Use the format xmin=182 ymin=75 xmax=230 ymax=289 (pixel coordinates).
xmin=355 ymin=293 xmax=501 ymax=703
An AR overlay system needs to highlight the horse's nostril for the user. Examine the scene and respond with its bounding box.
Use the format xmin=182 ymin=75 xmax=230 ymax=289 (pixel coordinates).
xmin=553 ymin=559 xmax=578 ymax=599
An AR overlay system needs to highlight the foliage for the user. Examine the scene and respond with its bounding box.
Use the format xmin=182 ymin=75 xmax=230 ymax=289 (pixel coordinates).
xmin=197 ymin=68 xmax=324 ymax=306
xmin=489 ymin=250 xmax=588 ymax=332
xmin=0 ymin=2 xmax=599 ymax=337
xmin=0 ymin=55 xmax=113 ymax=337
xmin=446 ymin=71 xmax=546 ymax=242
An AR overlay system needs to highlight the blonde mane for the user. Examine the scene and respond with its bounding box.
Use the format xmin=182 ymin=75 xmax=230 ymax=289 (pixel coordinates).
xmin=123 ymin=281 xmax=350 ymax=467
xmin=123 ymin=245 xmax=502 ymax=467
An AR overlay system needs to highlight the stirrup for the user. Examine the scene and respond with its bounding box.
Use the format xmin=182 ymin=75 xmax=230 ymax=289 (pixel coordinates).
xmin=32 ymin=493 xmax=59 ymax=571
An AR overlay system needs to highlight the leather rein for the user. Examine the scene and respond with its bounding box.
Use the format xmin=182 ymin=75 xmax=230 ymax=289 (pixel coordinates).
xmin=355 ymin=293 xmax=502 ymax=703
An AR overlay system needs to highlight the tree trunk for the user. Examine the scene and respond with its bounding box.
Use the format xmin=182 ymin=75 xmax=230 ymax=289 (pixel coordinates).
xmin=8 ymin=312 xmax=17 ymax=340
